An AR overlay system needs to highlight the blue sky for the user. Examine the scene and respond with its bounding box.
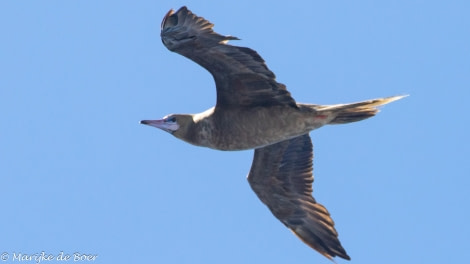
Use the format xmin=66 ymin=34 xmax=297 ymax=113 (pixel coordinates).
xmin=1 ymin=1 xmax=469 ymax=263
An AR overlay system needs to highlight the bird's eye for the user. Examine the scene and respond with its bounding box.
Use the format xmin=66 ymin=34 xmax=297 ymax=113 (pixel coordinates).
xmin=166 ymin=116 xmax=176 ymax=122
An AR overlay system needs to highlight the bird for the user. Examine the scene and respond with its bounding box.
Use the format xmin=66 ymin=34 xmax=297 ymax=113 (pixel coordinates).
xmin=141 ymin=6 xmax=405 ymax=261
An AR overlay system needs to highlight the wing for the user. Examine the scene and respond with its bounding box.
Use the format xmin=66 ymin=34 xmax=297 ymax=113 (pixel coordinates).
xmin=160 ymin=6 xmax=297 ymax=108
xmin=247 ymin=134 xmax=350 ymax=260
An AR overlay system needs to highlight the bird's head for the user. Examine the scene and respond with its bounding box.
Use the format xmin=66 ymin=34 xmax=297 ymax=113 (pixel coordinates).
xmin=141 ymin=114 xmax=194 ymax=139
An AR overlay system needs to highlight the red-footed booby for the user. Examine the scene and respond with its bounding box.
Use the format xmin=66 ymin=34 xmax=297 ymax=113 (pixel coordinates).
xmin=141 ymin=6 xmax=406 ymax=261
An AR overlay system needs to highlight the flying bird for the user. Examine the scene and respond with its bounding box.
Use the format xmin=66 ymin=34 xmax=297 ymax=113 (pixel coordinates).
xmin=142 ymin=6 xmax=405 ymax=261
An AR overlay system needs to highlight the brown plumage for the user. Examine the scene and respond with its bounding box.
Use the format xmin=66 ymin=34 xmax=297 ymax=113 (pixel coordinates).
xmin=141 ymin=6 xmax=406 ymax=260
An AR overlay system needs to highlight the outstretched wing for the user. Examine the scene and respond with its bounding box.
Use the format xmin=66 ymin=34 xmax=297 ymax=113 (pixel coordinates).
xmin=160 ymin=6 xmax=297 ymax=109
xmin=247 ymin=134 xmax=350 ymax=260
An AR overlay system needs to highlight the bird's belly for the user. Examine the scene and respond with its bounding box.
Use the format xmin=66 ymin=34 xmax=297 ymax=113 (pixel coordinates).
xmin=212 ymin=131 xmax=306 ymax=151
xmin=206 ymin=108 xmax=325 ymax=151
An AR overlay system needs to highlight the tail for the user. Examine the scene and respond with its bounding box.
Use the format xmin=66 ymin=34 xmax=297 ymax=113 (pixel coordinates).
xmin=317 ymin=95 xmax=407 ymax=124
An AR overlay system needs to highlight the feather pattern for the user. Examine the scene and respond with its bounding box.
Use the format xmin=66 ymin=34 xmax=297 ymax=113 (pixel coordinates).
xmin=248 ymin=134 xmax=350 ymax=260
xmin=160 ymin=6 xmax=297 ymax=108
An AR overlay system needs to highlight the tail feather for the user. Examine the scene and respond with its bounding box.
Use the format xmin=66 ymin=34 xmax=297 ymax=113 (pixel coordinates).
xmin=330 ymin=108 xmax=379 ymax=124
xmin=320 ymin=95 xmax=407 ymax=124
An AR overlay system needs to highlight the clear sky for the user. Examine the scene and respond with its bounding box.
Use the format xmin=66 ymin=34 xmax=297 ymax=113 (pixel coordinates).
xmin=1 ymin=1 xmax=469 ymax=263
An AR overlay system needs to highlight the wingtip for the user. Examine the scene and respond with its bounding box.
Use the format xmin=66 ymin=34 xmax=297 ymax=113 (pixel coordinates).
xmin=289 ymin=227 xmax=351 ymax=261
xmin=161 ymin=8 xmax=175 ymax=30
xmin=161 ymin=6 xmax=241 ymax=47
xmin=161 ymin=6 xmax=194 ymax=31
